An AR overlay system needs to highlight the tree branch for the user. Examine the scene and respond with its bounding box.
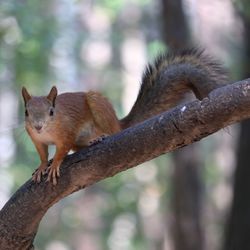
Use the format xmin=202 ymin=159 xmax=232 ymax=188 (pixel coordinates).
xmin=1 ymin=79 xmax=250 ymax=249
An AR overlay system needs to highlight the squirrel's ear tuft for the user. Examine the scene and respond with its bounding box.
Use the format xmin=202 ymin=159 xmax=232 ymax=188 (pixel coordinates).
xmin=47 ymin=86 xmax=58 ymax=106
xmin=22 ymin=87 xmax=31 ymax=106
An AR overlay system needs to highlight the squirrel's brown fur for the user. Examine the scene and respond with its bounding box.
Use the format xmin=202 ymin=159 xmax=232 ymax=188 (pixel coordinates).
xmin=22 ymin=49 xmax=228 ymax=185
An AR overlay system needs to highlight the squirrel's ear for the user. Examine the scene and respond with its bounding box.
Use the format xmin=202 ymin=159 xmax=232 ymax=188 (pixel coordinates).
xmin=47 ymin=86 xmax=57 ymax=106
xmin=22 ymin=87 xmax=31 ymax=106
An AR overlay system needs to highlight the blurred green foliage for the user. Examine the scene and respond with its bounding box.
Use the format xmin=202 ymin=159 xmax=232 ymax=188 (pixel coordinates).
xmin=1 ymin=0 xmax=57 ymax=88
xmin=234 ymin=0 xmax=250 ymax=17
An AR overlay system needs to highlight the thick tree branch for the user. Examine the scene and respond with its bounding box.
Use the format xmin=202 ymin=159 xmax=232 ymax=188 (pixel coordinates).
xmin=1 ymin=79 xmax=250 ymax=249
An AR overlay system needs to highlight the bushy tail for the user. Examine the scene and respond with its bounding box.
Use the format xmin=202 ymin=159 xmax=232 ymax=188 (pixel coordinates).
xmin=120 ymin=48 xmax=228 ymax=129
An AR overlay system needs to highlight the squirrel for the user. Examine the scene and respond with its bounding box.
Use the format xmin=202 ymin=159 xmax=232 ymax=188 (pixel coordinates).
xmin=22 ymin=49 xmax=228 ymax=185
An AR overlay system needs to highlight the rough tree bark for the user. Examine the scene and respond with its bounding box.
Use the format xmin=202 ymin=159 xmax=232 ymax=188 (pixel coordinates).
xmin=1 ymin=79 xmax=250 ymax=249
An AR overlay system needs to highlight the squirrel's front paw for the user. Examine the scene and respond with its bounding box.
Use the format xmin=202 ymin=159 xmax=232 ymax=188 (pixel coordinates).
xmin=32 ymin=163 xmax=48 ymax=183
xmin=46 ymin=164 xmax=60 ymax=185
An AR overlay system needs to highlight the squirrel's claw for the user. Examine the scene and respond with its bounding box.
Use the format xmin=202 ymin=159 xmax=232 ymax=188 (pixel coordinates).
xmin=32 ymin=163 xmax=48 ymax=183
xmin=32 ymin=170 xmax=42 ymax=183
xmin=46 ymin=165 xmax=60 ymax=185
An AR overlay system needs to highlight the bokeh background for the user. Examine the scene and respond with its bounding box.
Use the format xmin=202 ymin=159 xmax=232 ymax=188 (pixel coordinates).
xmin=0 ymin=0 xmax=249 ymax=249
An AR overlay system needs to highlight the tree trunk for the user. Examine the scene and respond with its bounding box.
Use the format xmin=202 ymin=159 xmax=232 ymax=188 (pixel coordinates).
xmin=161 ymin=1 xmax=204 ymax=249
xmin=161 ymin=0 xmax=191 ymax=49
xmin=223 ymin=5 xmax=250 ymax=249
xmin=171 ymin=148 xmax=204 ymax=250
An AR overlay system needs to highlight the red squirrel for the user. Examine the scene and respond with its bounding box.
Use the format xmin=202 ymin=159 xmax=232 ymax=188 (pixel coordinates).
xmin=22 ymin=49 xmax=228 ymax=185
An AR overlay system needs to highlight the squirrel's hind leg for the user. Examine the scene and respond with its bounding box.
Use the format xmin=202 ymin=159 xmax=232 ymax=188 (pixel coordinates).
xmin=89 ymin=134 xmax=108 ymax=146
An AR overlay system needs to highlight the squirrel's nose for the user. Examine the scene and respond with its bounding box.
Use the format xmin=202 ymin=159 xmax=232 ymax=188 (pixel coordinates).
xmin=35 ymin=125 xmax=42 ymax=131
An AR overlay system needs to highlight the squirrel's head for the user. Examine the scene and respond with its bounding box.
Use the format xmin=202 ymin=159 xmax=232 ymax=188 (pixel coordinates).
xmin=22 ymin=86 xmax=58 ymax=133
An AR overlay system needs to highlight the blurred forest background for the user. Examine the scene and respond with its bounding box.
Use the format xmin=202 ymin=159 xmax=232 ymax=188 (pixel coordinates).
xmin=0 ymin=0 xmax=249 ymax=249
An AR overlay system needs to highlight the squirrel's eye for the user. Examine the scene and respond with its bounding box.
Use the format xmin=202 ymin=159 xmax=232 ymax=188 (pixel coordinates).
xmin=49 ymin=108 xmax=54 ymax=116
xmin=25 ymin=109 xmax=29 ymax=117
